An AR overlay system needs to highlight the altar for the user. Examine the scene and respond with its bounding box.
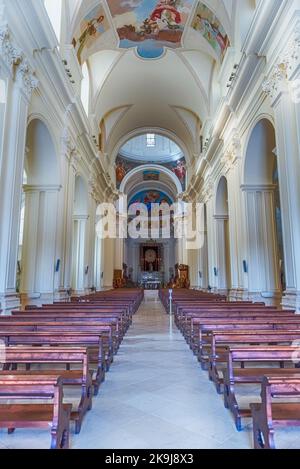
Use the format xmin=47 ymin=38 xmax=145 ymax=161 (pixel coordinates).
xmin=139 ymin=272 xmax=164 ymax=290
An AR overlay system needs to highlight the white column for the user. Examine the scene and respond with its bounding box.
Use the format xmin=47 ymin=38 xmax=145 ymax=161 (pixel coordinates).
xmin=0 ymin=80 xmax=31 ymax=311
xmin=85 ymin=196 xmax=97 ymax=291
xmin=72 ymin=215 xmax=88 ymax=293
xmin=102 ymin=237 xmax=114 ymax=289
xmin=273 ymin=95 xmax=300 ymax=308
xmin=214 ymin=215 xmax=230 ymax=293
xmin=94 ymin=236 xmax=103 ymax=291
xmin=114 ymin=217 xmax=124 ymax=271
xmin=242 ymin=185 xmax=281 ymax=301
xmin=206 ymin=196 xmax=217 ymax=290
xmin=56 ymin=149 xmax=77 ymax=299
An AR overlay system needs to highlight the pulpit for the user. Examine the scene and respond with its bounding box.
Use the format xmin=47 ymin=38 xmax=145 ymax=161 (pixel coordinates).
xmin=113 ymin=269 xmax=126 ymax=289
xmin=174 ymin=264 xmax=190 ymax=289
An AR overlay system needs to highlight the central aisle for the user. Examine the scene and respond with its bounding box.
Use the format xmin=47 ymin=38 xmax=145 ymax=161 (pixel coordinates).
xmin=73 ymin=291 xmax=252 ymax=449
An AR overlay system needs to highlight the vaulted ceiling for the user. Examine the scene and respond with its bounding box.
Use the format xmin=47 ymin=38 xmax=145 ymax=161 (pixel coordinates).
xmin=65 ymin=0 xmax=257 ymax=181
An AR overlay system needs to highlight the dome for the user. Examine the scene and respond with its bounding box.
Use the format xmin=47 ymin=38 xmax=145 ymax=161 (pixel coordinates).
xmin=119 ymin=134 xmax=183 ymax=164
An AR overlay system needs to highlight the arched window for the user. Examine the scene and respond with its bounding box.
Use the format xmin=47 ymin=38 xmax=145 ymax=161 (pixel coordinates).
xmin=81 ymin=62 xmax=90 ymax=116
xmin=44 ymin=0 xmax=62 ymax=43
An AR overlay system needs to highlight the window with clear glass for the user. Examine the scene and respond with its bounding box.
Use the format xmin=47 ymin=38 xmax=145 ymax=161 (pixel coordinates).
xmin=146 ymin=134 xmax=156 ymax=148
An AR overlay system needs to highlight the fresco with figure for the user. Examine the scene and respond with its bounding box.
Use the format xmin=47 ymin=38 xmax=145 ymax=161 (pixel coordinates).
xmin=129 ymin=190 xmax=173 ymax=212
xmin=115 ymin=155 xmax=186 ymax=190
xmin=107 ymin=0 xmax=193 ymax=59
xmin=72 ymin=4 xmax=110 ymax=64
xmin=191 ymin=2 xmax=230 ymax=63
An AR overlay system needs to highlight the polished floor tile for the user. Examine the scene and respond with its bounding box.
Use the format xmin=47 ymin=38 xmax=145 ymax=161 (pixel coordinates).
xmin=1 ymin=292 xmax=299 ymax=449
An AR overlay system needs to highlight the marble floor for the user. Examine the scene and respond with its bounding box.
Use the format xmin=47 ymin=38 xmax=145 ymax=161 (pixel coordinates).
xmin=0 ymin=291 xmax=299 ymax=449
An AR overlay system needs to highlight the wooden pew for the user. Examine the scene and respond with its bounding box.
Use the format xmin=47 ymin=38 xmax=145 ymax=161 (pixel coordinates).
xmin=0 ymin=320 xmax=117 ymax=358
xmin=250 ymin=375 xmax=300 ymax=449
xmin=15 ymin=310 xmax=130 ymax=337
xmin=193 ymin=319 xmax=300 ymax=360
xmin=0 ymin=331 xmax=106 ymax=394
xmin=222 ymin=346 xmax=300 ymax=430
xmin=182 ymin=310 xmax=297 ymax=347
xmin=206 ymin=331 xmax=300 ymax=393
xmin=0 ymin=375 xmax=71 ymax=449
xmin=1 ymin=347 xmax=92 ymax=434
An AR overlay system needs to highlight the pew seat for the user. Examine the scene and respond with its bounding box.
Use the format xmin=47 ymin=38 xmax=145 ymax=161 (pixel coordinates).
xmin=250 ymin=376 xmax=300 ymax=449
xmin=0 ymin=375 xmax=71 ymax=449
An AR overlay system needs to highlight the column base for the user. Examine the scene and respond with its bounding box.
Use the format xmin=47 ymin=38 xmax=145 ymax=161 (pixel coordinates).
xmin=281 ymin=291 xmax=300 ymax=312
xmin=228 ymin=288 xmax=250 ymax=301
xmin=20 ymin=292 xmax=55 ymax=307
xmin=54 ymin=289 xmax=71 ymax=301
xmin=247 ymin=291 xmax=282 ymax=306
xmin=0 ymin=292 xmax=21 ymax=314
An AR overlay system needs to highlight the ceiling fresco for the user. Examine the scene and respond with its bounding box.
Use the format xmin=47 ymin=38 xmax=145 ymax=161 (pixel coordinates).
xmin=72 ymin=1 xmax=231 ymax=62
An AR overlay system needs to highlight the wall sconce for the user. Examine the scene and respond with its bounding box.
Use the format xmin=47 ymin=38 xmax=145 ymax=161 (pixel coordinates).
xmin=243 ymin=260 xmax=248 ymax=274
xmin=55 ymin=259 xmax=60 ymax=273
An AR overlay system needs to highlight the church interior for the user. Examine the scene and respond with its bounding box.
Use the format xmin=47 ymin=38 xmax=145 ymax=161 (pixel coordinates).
xmin=0 ymin=0 xmax=300 ymax=451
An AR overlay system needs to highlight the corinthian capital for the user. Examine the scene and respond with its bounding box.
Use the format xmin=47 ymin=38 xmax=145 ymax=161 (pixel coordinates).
xmin=0 ymin=25 xmax=22 ymax=75
xmin=16 ymin=58 xmax=39 ymax=99
xmin=262 ymin=63 xmax=288 ymax=100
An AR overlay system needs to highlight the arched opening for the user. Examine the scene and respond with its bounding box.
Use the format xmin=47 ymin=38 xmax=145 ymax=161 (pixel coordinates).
xmin=20 ymin=119 xmax=60 ymax=301
xmin=72 ymin=175 xmax=89 ymax=293
xmin=243 ymin=118 xmax=283 ymax=300
xmin=81 ymin=62 xmax=90 ymax=116
xmin=215 ymin=176 xmax=231 ymax=293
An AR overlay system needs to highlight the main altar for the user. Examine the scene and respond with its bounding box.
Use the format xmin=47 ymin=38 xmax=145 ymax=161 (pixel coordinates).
xmin=139 ymin=271 xmax=164 ymax=290
xmin=138 ymin=243 xmax=164 ymax=289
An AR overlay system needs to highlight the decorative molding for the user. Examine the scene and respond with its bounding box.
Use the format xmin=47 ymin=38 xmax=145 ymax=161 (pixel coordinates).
xmin=241 ymin=184 xmax=277 ymax=192
xmin=262 ymin=62 xmax=288 ymax=100
xmin=0 ymin=25 xmax=22 ymax=75
xmin=222 ymin=130 xmax=241 ymax=173
xmin=202 ymin=179 xmax=214 ymax=204
xmin=0 ymin=25 xmax=38 ymax=99
xmin=23 ymin=184 xmax=62 ymax=193
xmin=62 ymin=127 xmax=81 ymax=173
xmin=262 ymin=22 xmax=300 ymax=100
xmin=16 ymin=58 xmax=39 ymax=99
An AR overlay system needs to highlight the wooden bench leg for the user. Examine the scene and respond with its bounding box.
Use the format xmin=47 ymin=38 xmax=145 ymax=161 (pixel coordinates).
xmin=251 ymin=403 xmax=275 ymax=450
xmin=223 ymin=372 xmax=242 ymax=431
